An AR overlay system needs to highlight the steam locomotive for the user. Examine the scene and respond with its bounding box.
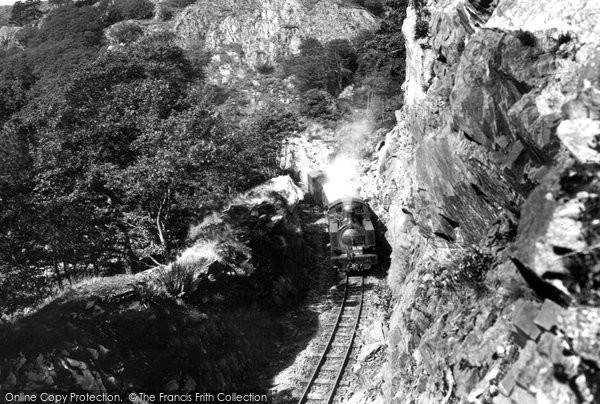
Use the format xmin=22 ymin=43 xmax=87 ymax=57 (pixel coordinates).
xmin=307 ymin=170 xmax=378 ymax=272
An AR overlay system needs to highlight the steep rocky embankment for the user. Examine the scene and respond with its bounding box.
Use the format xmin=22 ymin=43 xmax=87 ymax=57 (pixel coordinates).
xmin=374 ymin=0 xmax=600 ymax=403
xmin=0 ymin=177 xmax=309 ymax=392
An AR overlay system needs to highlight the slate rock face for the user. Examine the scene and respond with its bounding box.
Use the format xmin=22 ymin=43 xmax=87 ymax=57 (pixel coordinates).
xmin=375 ymin=0 xmax=600 ymax=403
xmin=0 ymin=26 xmax=21 ymax=51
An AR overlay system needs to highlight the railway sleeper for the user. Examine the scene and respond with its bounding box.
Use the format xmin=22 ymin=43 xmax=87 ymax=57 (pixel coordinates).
xmin=322 ymin=322 xmax=353 ymax=328
xmin=331 ymin=341 xmax=350 ymax=348
xmin=314 ymin=339 xmax=350 ymax=348
xmin=313 ymin=378 xmax=335 ymax=385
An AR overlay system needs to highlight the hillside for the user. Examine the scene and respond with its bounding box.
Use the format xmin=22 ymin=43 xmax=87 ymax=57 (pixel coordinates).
xmin=1 ymin=0 xmax=599 ymax=402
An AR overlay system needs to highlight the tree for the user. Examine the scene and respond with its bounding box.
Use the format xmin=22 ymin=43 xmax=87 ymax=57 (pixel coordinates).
xmin=354 ymin=0 xmax=408 ymax=124
xmin=107 ymin=0 xmax=155 ymax=21
xmin=27 ymin=33 xmax=217 ymax=271
xmin=0 ymin=81 xmax=27 ymax=124
xmin=9 ymin=0 xmax=42 ymax=26
xmin=238 ymin=104 xmax=304 ymax=183
xmin=299 ymin=88 xmax=339 ymax=121
xmin=48 ymin=0 xmax=71 ymax=6
xmin=1 ymin=2 xmax=110 ymax=92
xmin=284 ymin=38 xmax=358 ymax=96
xmin=325 ymin=39 xmax=358 ymax=93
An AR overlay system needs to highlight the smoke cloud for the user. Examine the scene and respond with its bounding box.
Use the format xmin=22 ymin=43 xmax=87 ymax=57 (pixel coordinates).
xmin=322 ymin=113 xmax=374 ymax=202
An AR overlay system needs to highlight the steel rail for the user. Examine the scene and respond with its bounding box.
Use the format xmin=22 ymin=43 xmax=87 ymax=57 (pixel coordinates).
xmin=325 ymin=275 xmax=364 ymax=404
xmin=298 ymin=275 xmax=364 ymax=404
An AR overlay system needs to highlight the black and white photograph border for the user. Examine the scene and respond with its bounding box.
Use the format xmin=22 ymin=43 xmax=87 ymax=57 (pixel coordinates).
xmin=0 ymin=0 xmax=599 ymax=403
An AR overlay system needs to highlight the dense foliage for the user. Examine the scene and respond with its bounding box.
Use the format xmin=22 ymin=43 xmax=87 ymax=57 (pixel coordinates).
xmin=299 ymin=89 xmax=340 ymax=121
xmin=0 ymin=4 xmax=301 ymax=313
xmin=281 ymin=0 xmax=408 ymax=125
xmin=9 ymin=0 xmax=42 ymax=26
xmin=2 ymin=3 xmax=108 ymax=90
xmin=353 ymin=0 xmax=407 ymax=124
xmin=0 ymin=0 xmax=407 ymax=312
xmin=284 ymin=37 xmax=358 ymax=96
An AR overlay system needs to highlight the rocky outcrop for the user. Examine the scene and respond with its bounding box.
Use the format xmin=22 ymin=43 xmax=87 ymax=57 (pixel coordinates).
xmin=173 ymin=0 xmax=378 ymax=82
xmin=0 ymin=26 xmax=21 ymax=50
xmin=376 ymin=0 xmax=600 ymax=403
xmin=0 ymin=176 xmax=308 ymax=392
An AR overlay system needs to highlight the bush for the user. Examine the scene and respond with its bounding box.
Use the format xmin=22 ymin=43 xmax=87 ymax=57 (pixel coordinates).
xmin=0 ymin=265 xmax=56 ymax=313
xmin=353 ymin=0 xmax=407 ymax=125
xmin=107 ymin=20 xmax=143 ymax=45
xmin=457 ymin=38 xmax=465 ymax=55
xmin=557 ymin=32 xmax=573 ymax=46
xmin=154 ymin=261 xmax=204 ymax=298
xmin=350 ymin=0 xmax=385 ymax=16
xmin=283 ymin=37 xmax=357 ymax=96
xmin=414 ymin=19 xmax=429 ymax=39
xmin=109 ymin=0 xmax=154 ymax=20
xmin=299 ymin=88 xmax=339 ymax=121
xmin=255 ymin=62 xmax=275 ymax=75
xmin=165 ymin=0 xmax=196 ymax=8
xmin=516 ymin=29 xmax=537 ymax=47
xmin=156 ymin=5 xmax=174 ymax=21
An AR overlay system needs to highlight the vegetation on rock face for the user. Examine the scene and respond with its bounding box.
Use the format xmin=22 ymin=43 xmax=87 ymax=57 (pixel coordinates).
xmin=299 ymin=89 xmax=341 ymax=121
xmin=106 ymin=20 xmax=144 ymax=45
xmin=277 ymin=0 xmax=408 ymax=126
xmin=9 ymin=0 xmax=42 ymax=26
xmin=108 ymin=0 xmax=155 ymax=20
xmin=353 ymin=0 xmax=407 ymax=122
xmin=283 ymin=37 xmax=358 ymax=96
xmin=412 ymin=0 xmax=429 ymax=39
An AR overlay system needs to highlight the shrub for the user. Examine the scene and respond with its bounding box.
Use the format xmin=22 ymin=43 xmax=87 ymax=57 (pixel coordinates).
xmin=430 ymin=247 xmax=494 ymax=301
xmin=350 ymin=0 xmax=385 ymax=16
xmin=299 ymin=88 xmax=339 ymax=121
xmin=516 ymin=29 xmax=536 ymax=47
xmin=353 ymin=0 xmax=407 ymax=125
xmin=154 ymin=261 xmax=205 ymax=298
xmin=557 ymin=32 xmax=573 ymax=47
xmin=165 ymin=0 xmax=196 ymax=8
xmin=457 ymin=38 xmax=465 ymax=54
xmin=283 ymin=37 xmax=357 ymax=96
xmin=412 ymin=0 xmax=426 ymax=10
xmin=156 ymin=5 xmax=173 ymax=21
xmin=414 ymin=19 xmax=429 ymax=39
xmin=255 ymin=62 xmax=275 ymax=75
xmin=107 ymin=20 xmax=143 ymax=45
xmin=0 ymin=264 xmax=56 ymax=314
xmin=110 ymin=0 xmax=155 ymax=20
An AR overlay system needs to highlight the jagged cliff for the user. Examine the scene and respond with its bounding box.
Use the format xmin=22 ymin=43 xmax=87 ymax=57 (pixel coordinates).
xmin=173 ymin=0 xmax=378 ymax=82
xmin=375 ymin=0 xmax=600 ymax=403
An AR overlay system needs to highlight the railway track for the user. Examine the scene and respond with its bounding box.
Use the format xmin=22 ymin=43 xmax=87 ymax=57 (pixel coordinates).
xmin=298 ymin=275 xmax=365 ymax=404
